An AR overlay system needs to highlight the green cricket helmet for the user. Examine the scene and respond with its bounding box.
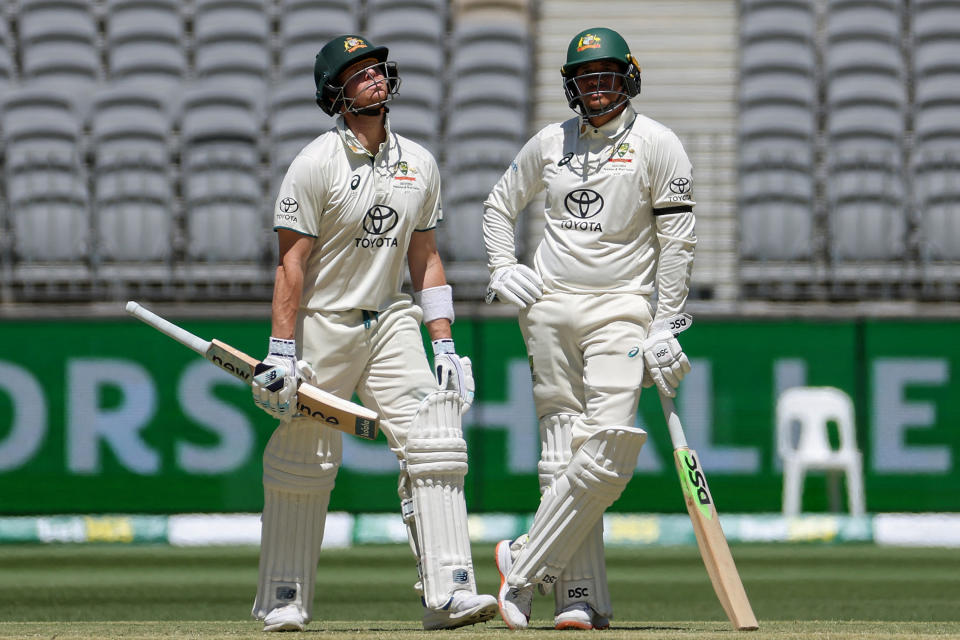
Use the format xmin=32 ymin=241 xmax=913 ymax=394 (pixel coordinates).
xmin=314 ymin=35 xmax=399 ymax=115
xmin=560 ymin=27 xmax=641 ymax=117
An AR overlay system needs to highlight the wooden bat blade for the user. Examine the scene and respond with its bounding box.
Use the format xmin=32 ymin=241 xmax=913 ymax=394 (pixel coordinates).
xmin=674 ymin=447 xmax=759 ymax=631
xmin=208 ymin=341 xmax=380 ymax=441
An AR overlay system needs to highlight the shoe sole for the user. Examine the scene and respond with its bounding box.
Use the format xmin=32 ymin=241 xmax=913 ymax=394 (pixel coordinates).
xmin=262 ymin=620 xmax=305 ymax=632
xmin=424 ymin=603 xmax=498 ymax=630
xmin=555 ymin=619 xmax=593 ymax=630
xmin=495 ymin=540 xmax=529 ymax=630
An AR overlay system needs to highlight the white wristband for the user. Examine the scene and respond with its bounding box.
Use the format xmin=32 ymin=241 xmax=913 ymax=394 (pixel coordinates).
xmin=268 ymin=336 xmax=296 ymax=357
xmin=415 ymin=284 xmax=455 ymax=324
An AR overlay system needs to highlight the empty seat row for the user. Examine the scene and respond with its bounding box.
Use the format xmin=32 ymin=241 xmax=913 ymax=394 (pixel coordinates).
xmin=738 ymin=0 xmax=960 ymax=265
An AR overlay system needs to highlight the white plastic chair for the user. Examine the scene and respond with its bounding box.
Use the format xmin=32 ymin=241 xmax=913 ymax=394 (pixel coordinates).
xmin=776 ymin=387 xmax=866 ymax=517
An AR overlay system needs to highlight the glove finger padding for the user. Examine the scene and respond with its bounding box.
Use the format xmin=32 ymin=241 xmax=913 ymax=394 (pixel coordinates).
xmin=642 ymin=331 xmax=689 ymax=398
xmin=252 ymin=352 xmax=298 ymax=420
xmin=486 ymin=264 xmax=543 ymax=308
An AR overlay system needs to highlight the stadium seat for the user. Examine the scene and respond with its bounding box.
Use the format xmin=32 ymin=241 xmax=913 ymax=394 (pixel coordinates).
xmin=194 ymin=0 xmax=270 ymax=92
xmin=440 ymin=167 xmax=507 ymax=261
xmin=0 ymin=16 xmax=15 ymax=86
xmin=777 ymin=386 xmax=865 ymax=517
xmin=269 ymin=81 xmax=335 ymax=195
xmin=1 ymin=87 xmax=89 ymax=262
xmin=106 ymin=0 xmax=187 ymax=86
xmin=89 ymin=86 xmax=175 ymax=262
xmin=18 ymin=0 xmax=100 ymax=86
xmin=827 ymin=163 xmax=907 ymax=260
xmin=387 ymin=102 xmax=439 ymax=154
xmin=278 ymin=0 xmax=357 ymax=84
xmin=179 ymin=86 xmax=264 ymax=262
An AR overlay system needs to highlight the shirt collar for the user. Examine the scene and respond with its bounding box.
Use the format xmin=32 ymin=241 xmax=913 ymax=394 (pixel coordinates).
xmin=336 ymin=113 xmax=393 ymax=158
xmin=579 ymin=102 xmax=636 ymax=139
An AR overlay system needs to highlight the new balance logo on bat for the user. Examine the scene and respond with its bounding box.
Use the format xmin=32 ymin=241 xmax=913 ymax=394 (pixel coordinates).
xmin=209 ymin=353 xmax=251 ymax=381
xmin=297 ymin=402 xmax=341 ymax=425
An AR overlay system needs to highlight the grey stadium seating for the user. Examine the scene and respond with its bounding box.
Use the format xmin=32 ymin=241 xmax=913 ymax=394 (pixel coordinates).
xmin=18 ymin=0 xmax=100 ymax=86
xmin=193 ymin=0 xmax=271 ymax=92
xmin=88 ymin=86 xmax=175 ymax=264
xmin=106 ymin=0 xmax=187 ymax=87
xmin=2 ymin=86 xmax=89 ymax=263
xmin=179 ymin=86 xmax=265 ymax=263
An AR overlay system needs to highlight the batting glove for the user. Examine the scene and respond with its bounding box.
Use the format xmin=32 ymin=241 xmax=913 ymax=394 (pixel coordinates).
xmin=432 ymin=338 xmax=475 ymax=411
xmin=252 ymin=337 xmax=298 ymax=420
xmin=485 ymin=264 xmax=543 ymax=308
xmin=642 ymin=314 xmax=693 ymax=398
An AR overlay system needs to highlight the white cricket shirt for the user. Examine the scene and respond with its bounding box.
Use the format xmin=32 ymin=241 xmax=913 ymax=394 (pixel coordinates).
xmin=483 ymin=103 xmax=697 ymax=317
xmin=274 ymin=115 xmax=442 ymax=312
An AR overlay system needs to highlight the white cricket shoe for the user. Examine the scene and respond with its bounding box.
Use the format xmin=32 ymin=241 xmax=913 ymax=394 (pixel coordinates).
xmin=495 ymin=537 xmax=534 ymax=630
xmin=554 ymin=602 xmax=610 ymax=630
xmin=422 ymin=590 xmax=498 ymax=630
xmin=262 ymin=603 xmax=306 ymax=632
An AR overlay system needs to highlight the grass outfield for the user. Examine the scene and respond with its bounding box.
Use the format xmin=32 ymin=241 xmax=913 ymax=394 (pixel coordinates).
xmin=0 ymin=543 xmax=957 ymax=639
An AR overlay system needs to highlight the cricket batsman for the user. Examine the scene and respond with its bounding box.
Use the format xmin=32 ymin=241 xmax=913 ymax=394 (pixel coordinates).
xmin=248 ymin=34 xmax=497 ymax=631
xmin=482 ymin=27 xmax=697 ymax=629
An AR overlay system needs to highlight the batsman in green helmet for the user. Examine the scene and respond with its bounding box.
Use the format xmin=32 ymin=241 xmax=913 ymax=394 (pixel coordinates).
xmin=485 ymin=27 xmax=697 ymax=631
xmin=560 ymin=27 xmax=642 ymax=122
xmin=250 ymin=34 xmax=497 ymax=633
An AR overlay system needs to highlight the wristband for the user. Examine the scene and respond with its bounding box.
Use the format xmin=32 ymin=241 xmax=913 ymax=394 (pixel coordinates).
xmin=415 ymin=285 xmax=455 ymax=324
xmin=268 ymin=336 xmax=296 ymax=357
xmin=431 ymin=338 xmax=455 ymax=356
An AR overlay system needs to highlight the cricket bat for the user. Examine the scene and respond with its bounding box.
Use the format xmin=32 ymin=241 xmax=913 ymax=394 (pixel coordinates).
xmin=659 ymin=393 xmax=758 ymax=630
xmin=125 ymin=301 xmax=379 ymax=441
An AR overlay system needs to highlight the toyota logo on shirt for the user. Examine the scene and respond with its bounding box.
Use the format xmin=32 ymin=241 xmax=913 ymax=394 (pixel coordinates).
xmin=669 ymin=177 xmax=692 ymax=194
xmin=363 ymin=204 xmax=399 ymax=235
xmin=564 ymin=189 xmax=604 ymax=219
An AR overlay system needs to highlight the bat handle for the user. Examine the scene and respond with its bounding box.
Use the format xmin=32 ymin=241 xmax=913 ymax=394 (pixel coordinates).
xmin=658 ymin=392 xmax=688 ymax=450
xmin=125 ymin=301 xmax=211 ymax=356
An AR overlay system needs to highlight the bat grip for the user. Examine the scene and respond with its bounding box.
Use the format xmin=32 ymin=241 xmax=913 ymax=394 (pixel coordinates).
xmin=125 ymin=301 xmax=211 ymax=356
xmin=658 ymin=392 xmax=688 ymax=449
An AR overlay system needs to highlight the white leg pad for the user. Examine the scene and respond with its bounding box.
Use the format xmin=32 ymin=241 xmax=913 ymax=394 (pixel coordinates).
xmin=400 ymin=390 xmax=476 ymax=609
xmin=507 ymin=425 xmax=646 ymax=589
xmin=539 ymin=415 xmax=612 ymax=619
xmin=252 ymin=418 xmax=340 ymax=623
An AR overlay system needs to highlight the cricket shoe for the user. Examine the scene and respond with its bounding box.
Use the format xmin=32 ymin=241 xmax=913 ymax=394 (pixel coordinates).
xmin=554 ymin=602 xmax=610 ymax=630
xmin=262 ymin=603 xmax=307 ymax=632
xmin=422 ymin=591 xmax=498 ymax=630
xmin=495 ymin=537 xmax=534 ymax=630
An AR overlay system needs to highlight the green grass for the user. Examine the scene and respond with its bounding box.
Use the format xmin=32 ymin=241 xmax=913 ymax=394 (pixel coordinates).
xmin=0 ymin=544 xmax=958 ymax=639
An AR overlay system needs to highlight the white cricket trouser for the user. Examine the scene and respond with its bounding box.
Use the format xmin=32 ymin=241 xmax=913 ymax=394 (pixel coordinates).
xmin=297 ymin=297 xmax=438 ymax=454
xmin=519 ymin=291 xmax=652 ymax=448
xmin=254 ymin=298 xmax=440 ymax=621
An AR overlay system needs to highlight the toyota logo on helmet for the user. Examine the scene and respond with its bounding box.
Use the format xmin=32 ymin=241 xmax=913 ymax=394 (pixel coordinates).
xmin=362 ymin=204 xmax=399 ymax=235
xmin=564 ymin=189 xmax=604 ymax=219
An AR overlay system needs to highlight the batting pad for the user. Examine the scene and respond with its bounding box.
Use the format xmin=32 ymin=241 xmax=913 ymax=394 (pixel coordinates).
xmin=252 ymin=418 xmax=340 ymax=623
xmin=400 ymin=390 xmax=476 ymax=609
xmin=539 ymin=415 xmax=612 ymax=618
xmin=508 ymin=425 xmax=647 ymax=589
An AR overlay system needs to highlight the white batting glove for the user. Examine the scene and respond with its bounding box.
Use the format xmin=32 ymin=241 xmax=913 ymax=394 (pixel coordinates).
xmin=642 ymin=314 xmax=693 ymax=398
xmin=432 ymin=338 xmax=475 ymax=410
xmin=485 ymin=264 xmax=543 ymax=308
xmin=252 ymin=337 xmax=298 ymax=420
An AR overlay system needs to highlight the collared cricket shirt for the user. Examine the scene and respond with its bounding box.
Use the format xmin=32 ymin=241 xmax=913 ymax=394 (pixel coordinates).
xmin=484 ymin=103 xmax=697 ymax=316
xmin=274 ymin=115 xmax=442 ymax=312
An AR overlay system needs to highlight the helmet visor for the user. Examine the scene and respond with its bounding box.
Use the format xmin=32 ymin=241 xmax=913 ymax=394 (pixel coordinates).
xmin=330 ymin=60 xmax=400 ymax=114
xmin=563 ymin=70 xmax=631 ymax=117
